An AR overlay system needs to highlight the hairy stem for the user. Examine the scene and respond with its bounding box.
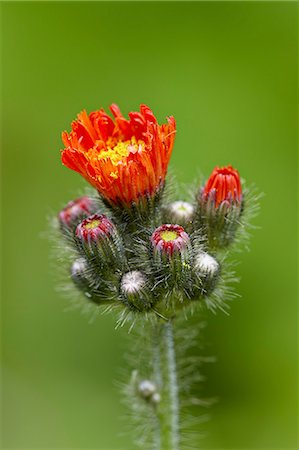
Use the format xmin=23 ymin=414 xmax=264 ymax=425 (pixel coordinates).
xmin=152 ymin=319 xmax=180 ymax=450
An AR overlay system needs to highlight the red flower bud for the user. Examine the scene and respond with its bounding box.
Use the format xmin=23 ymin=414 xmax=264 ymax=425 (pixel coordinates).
xmin=75 ymin=214 xmax=124 ymax=268
xmin=199 ymin=165 xmax=243 ymax=249
xmin=58 ymin=196 xmax=96 ymax=229
xmin=151 ymin=224 xmax=190 ymax=256
xmin=202 ymin=165 xmax=242 ymax=207
xmin=76 ymin=214 xmax=115 ymax=243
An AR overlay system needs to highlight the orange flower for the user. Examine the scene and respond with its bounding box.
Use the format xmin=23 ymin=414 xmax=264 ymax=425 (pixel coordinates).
xmin=61 ymin=104 xmax=176 ymax=207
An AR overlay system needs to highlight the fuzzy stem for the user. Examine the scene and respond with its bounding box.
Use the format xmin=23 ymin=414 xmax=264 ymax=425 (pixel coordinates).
xmin=152 ymin=319 xmax=180 ymax=450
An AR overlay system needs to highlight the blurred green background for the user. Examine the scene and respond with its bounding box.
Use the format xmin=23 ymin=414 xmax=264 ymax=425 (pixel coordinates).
xmin=1 ymin=2 xmax=297 ymax=449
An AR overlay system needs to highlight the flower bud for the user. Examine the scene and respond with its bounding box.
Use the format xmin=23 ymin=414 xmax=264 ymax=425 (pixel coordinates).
xmin=151 ymin=224 xmax=190 ymax=257
xmin=138 ymin=380 xmax=157 ymax=399
xmin=194 ymin=251 xmax=220 ymax=295
xmin=151 ymin=224 xmax=192 ymax=291
xmin=137 ymin=380 xmax=160 ymax=405
xmin=58 ymin=196 xmax=97 ymax=231
xmin=71 ymin=257 xmax=89 ymax=285
xmin=76 ymin=214 xmax=124 ymax=268
xmin=199 ymin=166 xmax=243 ymax=248
xmin=120 ymin=271 xmax=152 ymax=311
xmin=167 ymin=201 xmax=194 ymax=227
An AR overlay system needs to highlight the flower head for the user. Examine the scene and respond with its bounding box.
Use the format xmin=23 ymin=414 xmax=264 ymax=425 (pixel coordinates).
xmin=202 ymin=165 xmax=242 ymax=207
xmin=61 ymin=104 xmax=176 ymax=207
xmin=58 ymin=196 xmax=96 ymax=229
xmin=151 ymin=224 xmax=190 ymax=256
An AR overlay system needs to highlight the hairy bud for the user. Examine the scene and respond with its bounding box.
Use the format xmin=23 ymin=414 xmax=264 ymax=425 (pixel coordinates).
xmin=151 ymin=224 xmax=192 ymax=292
xmin=120 ymin=271 xmax=152 ymax=311
xmin=194 ymin=251 xmax=220 ymax=295
xmin=138 ymin=380 xmax=157 ymax=398
xmin=167 ymin=201 xmax=194 ymax=227
xmin=76 ymin=214 xmax=124 ymax=268
xmin=138 ymin=380 xmax=160 ymax=405
xmin=198 ymin=165 xmax=243 ymax=248
xmin=58 ymin=196 xmax=97 ymax=231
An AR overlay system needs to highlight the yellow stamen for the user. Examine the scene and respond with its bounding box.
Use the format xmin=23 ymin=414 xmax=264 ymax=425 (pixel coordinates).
xmin=84 ymin=219 xmax=101 ymax=230
xmin=160 ymin=230 xmax=178 ymax=242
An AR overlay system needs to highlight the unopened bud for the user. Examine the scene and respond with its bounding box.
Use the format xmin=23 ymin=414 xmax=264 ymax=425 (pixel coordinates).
xmin=167 ymin=201 xmax=194 ymax=227
xmin=58 ymin=196 xmax=97 ymax=231
xmin=194 ymin=251 xmax=220 ymax=295
xmin=151 ymin=224 xmax=190 ymax=257
xmin=76 ymin=214 xmax=124 ymax=267
xmin=71 ymin=257 xmax=88 ymax=283
xmin=151 ymin=224 xmax=192 ymax=291
xmin=120 ymin=271 xmax=152 ymax=311
xmin=138 ymin=380 xmax=156 ymax=399
xmin=70 ymin=257 xmax=96 ymax=299
xmin=198 ymin=166 xmax=243 ymax=248
xmin=137 ymin=380 xmax=160 ymax=405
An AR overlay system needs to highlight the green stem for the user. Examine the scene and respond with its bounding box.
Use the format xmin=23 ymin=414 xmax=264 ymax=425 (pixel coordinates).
xmin=152 ymin=319 xmax=180 ymax=450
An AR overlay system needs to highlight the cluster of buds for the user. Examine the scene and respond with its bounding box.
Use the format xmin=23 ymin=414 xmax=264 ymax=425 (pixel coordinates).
xmin=56 ymin=103 xmax=247 ymax=316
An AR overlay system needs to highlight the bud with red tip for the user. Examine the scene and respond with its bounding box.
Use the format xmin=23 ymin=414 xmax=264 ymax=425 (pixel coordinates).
xmin=58 ymin=196 xmax=98 ymax=232
xmin=198 ymin=165 xmax=243 ymax=249
xmin=151 ymin=224 xmax=192 ymax=293
xmin=76 ymin=214 xmax=124 ymax=268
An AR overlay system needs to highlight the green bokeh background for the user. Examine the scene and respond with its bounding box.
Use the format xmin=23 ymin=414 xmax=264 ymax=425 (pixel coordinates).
xmin=1 ymin=2 xmax=297 ymax=449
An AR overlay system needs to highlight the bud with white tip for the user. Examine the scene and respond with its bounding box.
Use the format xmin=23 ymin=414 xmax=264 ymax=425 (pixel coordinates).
xmin=138 ymin=380 xmax=157 ymax=399
xmin=70 ymin=257 xmax=104 ymax=301
xmin=120 ymin=271 xmax=152 ymax=311
xmin=137 ymin=379 xmax=160 ymax=405
xmin=194 ymin=251 xmax=220 ymax=295
xmin=71 ymin=258 xmax=88 ymax=283
xmin=167 ymin=201 xmax=194 ymax=227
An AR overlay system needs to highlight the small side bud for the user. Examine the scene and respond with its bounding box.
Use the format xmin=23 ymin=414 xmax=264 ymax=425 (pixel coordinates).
xmin=137 ymin=379 xmax=160 ymax=405
xmin=58 ymin=196 xmax=97 ymax=232
xmin=120 ymin=271 xmax=152 ymax=311
xmin=138 ymin=380 xmax=157 ymax=399
xmin=194 ymin=251 xmax=220 ymax=295
xmin=198 ymin=165 xmax=243 ymax=249
xmin=167 ymin=201 xmax=194 ymax=227
xmin=71 ymin=257 xmax=89 ymax=286
xmin=151 ymin=224 xmax=192 ymax=292
xmin=76 ymin=214 xmax=124 ymax=268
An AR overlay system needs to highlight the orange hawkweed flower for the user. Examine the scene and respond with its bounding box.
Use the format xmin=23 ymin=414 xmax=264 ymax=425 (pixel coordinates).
xmin=61 ymin=104 xmax=176 ymax=207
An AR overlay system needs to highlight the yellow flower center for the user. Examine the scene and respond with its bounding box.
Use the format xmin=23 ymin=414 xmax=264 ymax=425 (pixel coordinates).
xmin=98 ymin=136 xmax=145 ymax=167
xmin=84 ymin=219 xmax=101 ymax=230
xmin=160 ymin=230 xmax=178 ymax=242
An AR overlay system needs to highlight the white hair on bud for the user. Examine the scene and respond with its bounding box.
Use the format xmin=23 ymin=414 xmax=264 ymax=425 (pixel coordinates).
xmin=138 ymin=380 xmax=157 ymax=398
xmin=121 ymin=271 xmax=146 ymax=294
xmin=194 ymin=252 xmax=219 ymax=275
xmin=169 ymin=201 xmax=194 ymax=219
xmin=71 ymin=257 xmax=87 ymax=276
